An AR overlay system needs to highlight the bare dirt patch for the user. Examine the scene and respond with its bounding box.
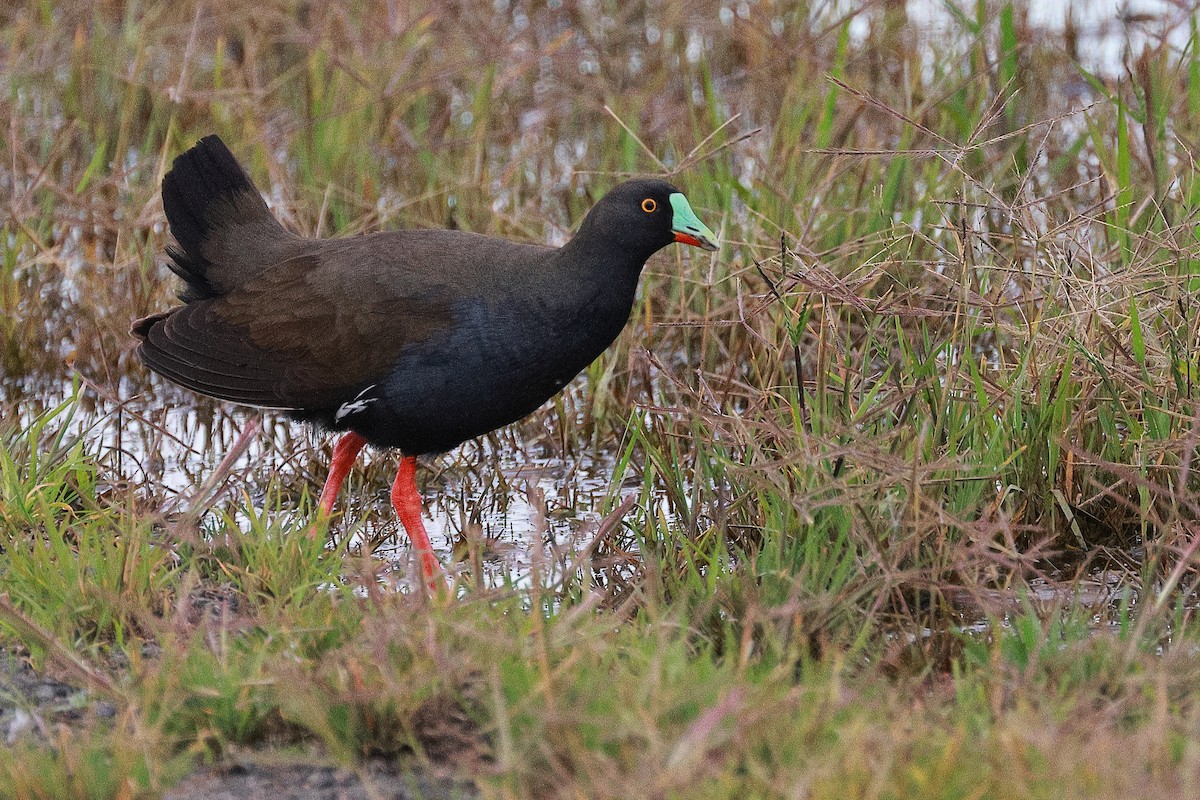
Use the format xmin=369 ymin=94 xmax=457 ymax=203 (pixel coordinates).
xmin=163 ymin=760 xmax=474 ymax=800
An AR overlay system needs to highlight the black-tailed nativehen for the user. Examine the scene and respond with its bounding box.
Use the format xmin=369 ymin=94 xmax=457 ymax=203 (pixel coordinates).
xmin=133 ymin=135 xmax=718 ymax=589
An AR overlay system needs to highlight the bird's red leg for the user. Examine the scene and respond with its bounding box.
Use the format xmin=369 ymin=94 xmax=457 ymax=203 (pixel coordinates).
xmin=311 ymin=431 xmax=368 ymax=534
xmin=391 ymin=455 xmax=445 ymax=591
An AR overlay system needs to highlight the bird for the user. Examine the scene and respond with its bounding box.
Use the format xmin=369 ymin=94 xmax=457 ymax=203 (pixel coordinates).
xmin=132 ymin=135 xmax=719 ymax=590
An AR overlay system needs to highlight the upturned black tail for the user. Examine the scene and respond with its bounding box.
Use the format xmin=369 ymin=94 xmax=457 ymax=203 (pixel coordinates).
xmin=160 ymin=135 xmax=277 ymax=302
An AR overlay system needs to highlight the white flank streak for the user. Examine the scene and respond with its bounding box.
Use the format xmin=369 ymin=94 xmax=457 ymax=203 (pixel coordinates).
xmin=335 ymin=385 xmax=378 ymax=422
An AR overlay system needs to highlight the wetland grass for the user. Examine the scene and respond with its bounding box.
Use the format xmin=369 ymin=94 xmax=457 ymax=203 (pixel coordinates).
xmin=2 ymin=1 xmax=1200 ymax=797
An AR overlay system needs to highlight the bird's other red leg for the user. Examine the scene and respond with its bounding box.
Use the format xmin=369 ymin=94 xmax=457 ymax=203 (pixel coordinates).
xmin=311 ymin=432 xmax=368 ymax=536
xmin=391 ymin=455 xmax=445 ymax=591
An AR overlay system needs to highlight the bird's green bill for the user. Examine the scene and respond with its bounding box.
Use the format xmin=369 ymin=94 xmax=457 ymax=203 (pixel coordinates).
xmin=669 ymin=192 xmax=719 ymax=251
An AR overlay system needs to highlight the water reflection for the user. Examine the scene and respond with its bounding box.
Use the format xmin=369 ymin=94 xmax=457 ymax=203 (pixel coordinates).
xmin=2 ymin=376 xmax=648 ymax=591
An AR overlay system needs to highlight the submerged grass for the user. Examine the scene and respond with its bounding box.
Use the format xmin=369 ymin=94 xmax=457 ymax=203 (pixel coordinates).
xmin=3 ymin=0 xmax=1200 ymax=796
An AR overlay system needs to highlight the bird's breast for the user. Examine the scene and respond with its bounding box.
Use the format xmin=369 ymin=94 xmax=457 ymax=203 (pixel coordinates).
xmin=358 ymin=281 xmax=638 ymax=453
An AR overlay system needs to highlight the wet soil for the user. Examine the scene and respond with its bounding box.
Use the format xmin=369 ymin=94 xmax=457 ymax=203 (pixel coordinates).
xmin=164 ymin=761 xmax=475 ymax=800
xmin=0 ymin=650 xmax=116 ymax=743
xmin=2 ymin=649 xmax=479 ymax=799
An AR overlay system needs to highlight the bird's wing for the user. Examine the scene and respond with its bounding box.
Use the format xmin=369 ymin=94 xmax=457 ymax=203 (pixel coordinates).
xmin=135 ymin=251 xmax=455 ymax=410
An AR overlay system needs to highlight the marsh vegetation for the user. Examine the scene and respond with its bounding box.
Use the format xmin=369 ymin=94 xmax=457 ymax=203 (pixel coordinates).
xmin=3 ymin=0 xmax=1200 ymax=796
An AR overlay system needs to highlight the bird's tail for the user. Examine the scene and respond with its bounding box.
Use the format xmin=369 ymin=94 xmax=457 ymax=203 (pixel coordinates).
xmin=160 ymin=135 xmax=288 ymax=302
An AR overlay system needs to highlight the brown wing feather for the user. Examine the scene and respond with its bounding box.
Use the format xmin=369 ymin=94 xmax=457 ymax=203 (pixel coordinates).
xmin=137 ymin=303 xmax=333 ymax=408
xmin=135 ymin=251 xmax=455 ymax=410
xmin=216 ymin=253 xmax=454 ymax=386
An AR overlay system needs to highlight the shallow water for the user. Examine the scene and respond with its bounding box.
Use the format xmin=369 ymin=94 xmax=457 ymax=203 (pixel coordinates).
xmin=3 ymin=377 xmax=655 ymax=591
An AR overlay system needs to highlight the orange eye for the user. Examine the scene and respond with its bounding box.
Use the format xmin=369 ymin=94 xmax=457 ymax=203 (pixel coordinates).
xmin=641 ymin=198 xmax=657 ymax=213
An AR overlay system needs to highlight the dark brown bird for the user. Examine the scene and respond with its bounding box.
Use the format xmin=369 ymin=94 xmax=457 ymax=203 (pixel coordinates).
xmin=133 ymin=135 xmax=718 ymax=588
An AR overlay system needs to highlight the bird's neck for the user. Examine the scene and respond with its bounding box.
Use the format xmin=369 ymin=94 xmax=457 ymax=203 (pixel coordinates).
xmin=549 ymin=242 xmax=646 ymax=324
xmin=556 ymin=212 xmax=660 ymax=274
xmin=524 ymin=234 xmax=647 ymax=361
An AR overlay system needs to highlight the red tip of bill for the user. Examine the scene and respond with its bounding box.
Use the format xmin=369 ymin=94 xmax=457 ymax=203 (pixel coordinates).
xmin=672 ymin=231 xmax=715 ymax=250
